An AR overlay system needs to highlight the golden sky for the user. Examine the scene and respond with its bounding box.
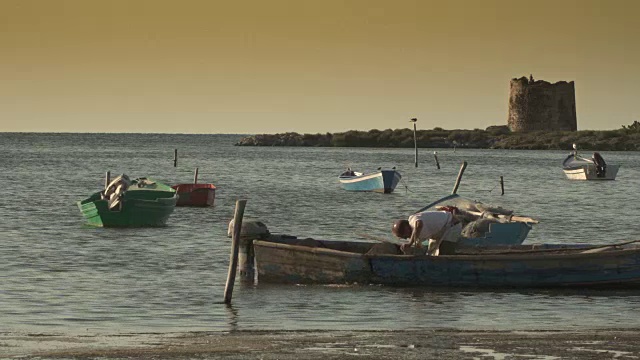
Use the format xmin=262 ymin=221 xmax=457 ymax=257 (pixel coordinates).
xmin=1 ymin=0 xmax=638 ymax=133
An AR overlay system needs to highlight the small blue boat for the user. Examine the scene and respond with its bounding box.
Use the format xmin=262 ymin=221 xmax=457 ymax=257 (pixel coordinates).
xmin=417 ymin=194 xmax=537 ymax=248
xmin=338 ymin=168 xmax=401 ymax=193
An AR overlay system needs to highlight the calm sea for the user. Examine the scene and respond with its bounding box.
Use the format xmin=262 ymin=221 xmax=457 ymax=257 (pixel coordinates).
xmin=2 ymin=132 xmax=640 ymax=335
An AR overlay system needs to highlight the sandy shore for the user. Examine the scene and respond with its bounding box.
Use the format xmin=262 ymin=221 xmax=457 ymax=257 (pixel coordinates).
xmin=2 ymin=329 xmax=640 ymax=359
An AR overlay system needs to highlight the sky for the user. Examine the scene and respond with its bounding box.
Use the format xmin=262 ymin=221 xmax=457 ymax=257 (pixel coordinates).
xmin=1 ymin=0 xmax=638 ymax=134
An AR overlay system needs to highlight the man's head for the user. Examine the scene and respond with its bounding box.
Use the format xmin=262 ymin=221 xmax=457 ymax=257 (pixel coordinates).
xmin=392 ymin=219 xmax=412 ymax=239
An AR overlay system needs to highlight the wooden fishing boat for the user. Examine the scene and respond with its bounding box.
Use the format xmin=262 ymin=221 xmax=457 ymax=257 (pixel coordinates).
xmin=338 ymin=168 xmax=401 ymax=193
xmin=172 ymin=183 xmax=216 ymax=207
xmin=78 ymin=175 xmax=177 ymax=227
xmin=252 ymin=235 xmax=640 ymax=288
xmin=562 ymin=149 xmax=619 ymax=180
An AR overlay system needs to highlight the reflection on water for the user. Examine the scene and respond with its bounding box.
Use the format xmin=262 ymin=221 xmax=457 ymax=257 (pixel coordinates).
xmin=1 ymin=133 xmax=640 ymax=334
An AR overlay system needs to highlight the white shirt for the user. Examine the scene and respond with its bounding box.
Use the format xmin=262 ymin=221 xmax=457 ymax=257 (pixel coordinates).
xmin=408 ymin=211 xmax=453 ymax=241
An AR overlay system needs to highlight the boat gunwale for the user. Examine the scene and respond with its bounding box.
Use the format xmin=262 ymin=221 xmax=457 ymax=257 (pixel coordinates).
xmin=172 ymin=183 xmax=217 ymax=190
xmin=253 ymin=240 xmax=365 ymax=259
xmin=253 ymin=239 xmax=640 ymax=262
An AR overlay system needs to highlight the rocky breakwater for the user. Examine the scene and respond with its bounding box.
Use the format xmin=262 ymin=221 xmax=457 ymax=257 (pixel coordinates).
xmin=235 ymin=132 xmax=332 ymax=146
xmin=235 ymin=124 xmax=640 ymax=150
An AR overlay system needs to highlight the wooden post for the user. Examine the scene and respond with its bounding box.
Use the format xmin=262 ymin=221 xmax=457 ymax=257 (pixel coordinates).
xmin=193 ymin=167 xmax=199 ymax=184
xmin=451 ymin=161 xmax=467 ymax=195
xmin=104 ymin=171 xmax=111 ymax=189
xmin=223 ymin=199 xmax=247 ymax=304
xmin=173 ymin=149 xmax=178 ymax=167
xmin=238 ymin=237 xmax=254 ymax=278
xmin=500 ymin=176 xmax=504 ymax=195
xmin=412 ymin=120 xmax=418 ymax=168
xmin=433 ymin=151 xmax=440 ymax=170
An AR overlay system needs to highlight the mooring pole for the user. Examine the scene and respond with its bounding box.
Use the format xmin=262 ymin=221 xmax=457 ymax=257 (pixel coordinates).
xmin=411 ymin=118 xmax=418 ymax=168
xmin=433 ymin=151 xmax=440 ymax=170
xmin=500 ymin=176 xmax=505 ymax=195
xmin=173 ymin=149 xmax=178 ymax=167
xmin=224 ymin=199 xmax=247 ymax=304
xmin=104 ymin=171 xmax=111 ymax=189
xmin=451 ymin=161 xmax=468 ymax=195
xmin=194 ymin=167 xmax=199 ymax=184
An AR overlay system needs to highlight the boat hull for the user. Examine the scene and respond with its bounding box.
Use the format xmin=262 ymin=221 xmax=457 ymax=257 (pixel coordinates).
xmin=369 ymin=249 xmax=640 ymax=287
xmin=563 ymin=164 xmax=619 ymax=180
xmin=78 ymin=194 xmax=177 ymax=227
xmin=339 ymin=170 xmax=401 ymax=193
xmin=172 ymin=183 xmax=216 ymax=207
xmin=78 ymin=178 xmax=177 ymax=227
xmin=457 ymin=222 xmax=531 ymax=247
xmin=253 ymin=238 xmax=640 ymax=288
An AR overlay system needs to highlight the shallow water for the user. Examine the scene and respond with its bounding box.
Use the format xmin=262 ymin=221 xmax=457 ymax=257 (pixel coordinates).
xmin=2 ymin=133 xmax=640 ymax=334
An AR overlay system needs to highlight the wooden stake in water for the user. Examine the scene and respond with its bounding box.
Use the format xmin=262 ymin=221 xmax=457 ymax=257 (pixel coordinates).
xmin=433 ymin=151 xmax=440 ymax=170
xmin=194 ymin=167 xmax=199 ymax=184
xmin=451 ymin=161 xmax=467 ymax=195
xmin=411 ymin=118 xmax=418 ymax=168
xmin=500 ymin=176 xmax=505 ymax=195
xmin=173 ymin=149 xmax=178 ymax=167
xmin=104 ymin=171 xmax=111 ymax=189
xmin=224 ymin=199 xmax=247 ymax=304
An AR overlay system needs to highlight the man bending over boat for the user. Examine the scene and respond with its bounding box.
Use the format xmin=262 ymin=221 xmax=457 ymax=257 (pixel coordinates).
xmin=392 ymin=206 xmax=467 ymax=255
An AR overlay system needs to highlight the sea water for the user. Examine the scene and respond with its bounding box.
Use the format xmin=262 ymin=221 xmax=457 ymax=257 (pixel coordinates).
xmin=1 ymin=132 xmax=640 ymax=334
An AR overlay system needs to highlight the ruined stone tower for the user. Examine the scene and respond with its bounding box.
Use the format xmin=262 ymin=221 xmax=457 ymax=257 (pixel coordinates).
xmin=507 ymin=77 xmax=577 ymax=132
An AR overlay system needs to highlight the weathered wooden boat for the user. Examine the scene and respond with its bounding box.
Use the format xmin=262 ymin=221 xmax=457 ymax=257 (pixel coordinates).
xmin=562 ymin=149 xmax=619 ymax=180
xmin=252 ymin=235 xmax=640 ymax=288
xmin=172 ymin=183 xmax=216 ymax=207
xmin=78 ymin=175 xmax=177 ymax=227
xmin=338 ymin=168 xmax=402 ymax=193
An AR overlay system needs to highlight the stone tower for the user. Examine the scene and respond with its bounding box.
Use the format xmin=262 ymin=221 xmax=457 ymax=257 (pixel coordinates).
xmin=507 ymin=77 xmax=577 ymax=132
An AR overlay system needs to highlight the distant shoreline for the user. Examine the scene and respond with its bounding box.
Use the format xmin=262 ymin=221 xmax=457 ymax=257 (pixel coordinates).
xmin=235 ymin=123 xmax=640 ymax=151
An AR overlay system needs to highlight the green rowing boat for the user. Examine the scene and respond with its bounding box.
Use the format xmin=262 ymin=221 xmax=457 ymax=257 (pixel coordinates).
xmin=77 ymin=176 xmax=177 ymax=227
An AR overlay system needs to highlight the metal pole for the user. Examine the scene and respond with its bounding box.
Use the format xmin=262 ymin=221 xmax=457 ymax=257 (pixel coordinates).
xmin=104 ymin=171 xmax=111 ymax=189
xmin=433 ymin=151 xmax=440 ymax=170
xmin=224 ymin=199 xmax=247 ymax=304
xmin=174 ymin=149 xmax=178 ymax=167
xmin=500 ymin=176 xmax=504 ymax=195
xmin=194 ymin=167 xmax=199 ymax=184
xmin=451 ymin=161 xmax=468 ymax=195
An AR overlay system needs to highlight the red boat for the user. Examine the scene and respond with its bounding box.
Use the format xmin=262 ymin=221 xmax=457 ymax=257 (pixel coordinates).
xmin=171 ymin=183 xmax=216 ymax=207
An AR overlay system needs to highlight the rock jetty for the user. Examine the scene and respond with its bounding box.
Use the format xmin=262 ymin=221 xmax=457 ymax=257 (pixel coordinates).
xmin=235 ymin=123 xmax=640 ymax=151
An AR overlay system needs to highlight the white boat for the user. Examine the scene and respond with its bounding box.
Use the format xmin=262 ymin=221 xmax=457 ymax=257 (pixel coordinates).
xmin=338 ymin=168 xmax=402 ymax=193
xmin=562 ymin=149 xmax=619 ymax=180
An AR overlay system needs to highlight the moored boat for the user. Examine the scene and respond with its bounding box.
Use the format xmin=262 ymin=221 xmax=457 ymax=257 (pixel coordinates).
xmin=172 ymin=183 xmax=216 ymax=207
xmin=252 ymin=235 xmax=640 ymax=288
xmin=416 ymin=194 xmax=537 ymax=248
xmin=77 ymin=175 xmax=177 ymax=227
xmin=338 ymin=168 xmax=401 ymax=193
xmin=562 ymin=147 xmax=619 ymax=180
